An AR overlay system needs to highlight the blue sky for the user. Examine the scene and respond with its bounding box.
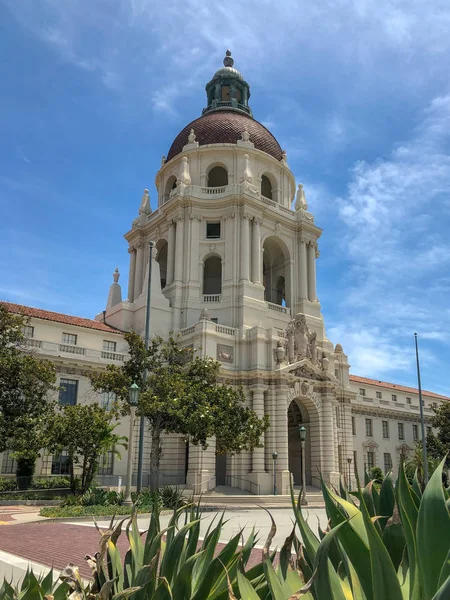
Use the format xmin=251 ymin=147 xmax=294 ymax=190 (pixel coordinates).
xmin=1 ymin=0 xmax=449 ymax=394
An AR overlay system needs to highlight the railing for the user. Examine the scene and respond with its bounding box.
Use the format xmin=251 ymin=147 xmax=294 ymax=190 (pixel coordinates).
xmin=267 ymin=302 xmax=290 ymax=315
xmin=200 ymin=186 xmax=227 ymax=195
xmin=101 ymin=351 xmax=125 ymax=361
xmin=261 ymin=196 xmax=277 ymax=207
xmin=191 ymin=476 xmax=216 ymax=495
xmin=215 ymin=325 xmax=235 ymax=336
xmin=59 ymin=344 xmax=86 ymax=355
xmin=26 ymin=338 xmax=42 ymax=348
xmin=225 ymin=475 xmax=260 ymax=496
xmin=279 ymin=205 xmax=296 ymax=216
xmin=203 ymin=294 xmax=221 ymax=303
xmin=179 ymin=326 xmax=196 ymax=336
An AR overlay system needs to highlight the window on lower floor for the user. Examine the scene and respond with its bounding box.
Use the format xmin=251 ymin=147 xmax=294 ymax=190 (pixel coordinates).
xmin=59 ymin=378 xmax=78 ymax=406
xmin=384 ymin=453 xmax=393 ymax=473
xmin=97 ymin=451 xmax=114 ymax=476
xmin=413 ymin=424 xmax=419 ymax=442
xmin=1 ymin=451 xmax=16 ymax=474
xmin=51 ymin=450 xmax=70 ymax=475
xmin=367 ymin=451 xmax=375 ymax=470
xmin=100 ymin=391 xmax=117 ymax=410
xmin=382 ymin=420 xmax=389 ymax=438
xmin=206 ymin=222 xmax=221 ymax=239
xmin=352 ymin=416 xmax=356 ymax=435
xmin=398 ymin=422 xmax=405 ymax=440
xmin=365 ymin=418 xmax=373 ymax=437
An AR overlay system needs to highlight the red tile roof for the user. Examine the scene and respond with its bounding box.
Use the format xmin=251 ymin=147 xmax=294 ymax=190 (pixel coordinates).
xmin=349 ymin=374 xmax=449 ymax=401
xmin=1 ymin=302 xmax=122 ymax=335
xmin=167 ymin=110 xmax=283 ymax=162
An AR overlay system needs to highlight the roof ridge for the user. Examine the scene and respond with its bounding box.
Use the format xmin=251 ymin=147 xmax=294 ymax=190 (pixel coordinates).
xmin=350 ymin=373 xmax=449 ymax=401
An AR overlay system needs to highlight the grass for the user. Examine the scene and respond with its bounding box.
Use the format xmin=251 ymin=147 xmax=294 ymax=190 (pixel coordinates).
xmin=39 ymin=504 xmax=152 ymax=518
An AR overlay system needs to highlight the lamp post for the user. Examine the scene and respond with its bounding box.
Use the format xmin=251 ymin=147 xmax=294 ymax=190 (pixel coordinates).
xmin=137 ymin=241 xmax=155 ymax=493
xmin=272 ymin=451 xmax=278 ymax=495
xmin=347 ymin=457 xmax=352 ymax=490
xmin=299 ymin=426 xmax=307 ymax=505
xmin=123 ymin=383 xmax=140 ymax=506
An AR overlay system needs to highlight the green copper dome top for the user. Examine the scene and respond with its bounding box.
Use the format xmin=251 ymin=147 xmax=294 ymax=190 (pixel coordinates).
xmin=203 ymin=50 xmax=252 ymax=117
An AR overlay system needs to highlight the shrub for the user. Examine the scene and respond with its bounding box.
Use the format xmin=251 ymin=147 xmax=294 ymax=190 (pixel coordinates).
xmin=369 ymin=465 xmax=384 ymax=483
xmin=40 ymin=505 xmax=136 ymax=518
xmin=0 ymin=478 xmax=17 ymax=492
xmin=30 ymin=476 xmax=71 ymax=489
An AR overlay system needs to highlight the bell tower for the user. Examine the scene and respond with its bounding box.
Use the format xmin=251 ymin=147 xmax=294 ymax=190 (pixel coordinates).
xmin=100 ymin=51 xmax=354 ymax=495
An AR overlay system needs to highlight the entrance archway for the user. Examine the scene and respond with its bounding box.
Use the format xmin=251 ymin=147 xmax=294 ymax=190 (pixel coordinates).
xmin=288 ymin=399 xmax=312 ymax=486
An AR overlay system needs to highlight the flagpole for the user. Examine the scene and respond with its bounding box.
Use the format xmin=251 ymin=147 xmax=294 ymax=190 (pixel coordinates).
xmin=414 ymin=333 xmax=428 ymax=485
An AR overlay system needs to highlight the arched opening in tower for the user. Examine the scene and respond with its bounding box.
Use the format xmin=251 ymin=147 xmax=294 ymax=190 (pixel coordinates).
xmin=164 ymin=175 xmax=177 ymax=202
xmin=261 ymin=174 xmax=273 ymax=200
xmin=203 ymin=256 xmax=222 ymax=295
xmin=263 ymin=237 xmax=290 ymax=306
xmin=156 ymin=240 xmax=168 ymax=289
xmin=288 ymin=400 xmax=312 ymax=486
xmin=207 ymin=166 xmax=228 ymax=188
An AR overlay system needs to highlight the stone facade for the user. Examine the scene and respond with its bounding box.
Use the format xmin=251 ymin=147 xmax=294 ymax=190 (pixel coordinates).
xmin=1 ymin=52 xmax=448 ymax=493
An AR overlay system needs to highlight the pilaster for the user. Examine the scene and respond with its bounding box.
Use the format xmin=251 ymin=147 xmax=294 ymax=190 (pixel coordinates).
xmin=127 ymin=246 xmax=136 ymax=303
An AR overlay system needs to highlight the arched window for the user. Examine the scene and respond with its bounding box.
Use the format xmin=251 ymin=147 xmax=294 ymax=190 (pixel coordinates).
xmin=203 ymin=256 xmax=222 ymax=295
xmin=207 ymin=166 xmax=228 ymax=188
xmin=261 ymin=175 xmax=273 ymax=200
xmin=156 ymin=240 xmax=168 ymax=289
xmin=164 ymin=176 xmax=177 ymax=202
xmin=263 ymin=237 xmax=290 ymax=306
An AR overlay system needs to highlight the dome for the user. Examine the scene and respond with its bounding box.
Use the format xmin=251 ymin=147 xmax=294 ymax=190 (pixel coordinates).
xmin=210 ymin=66 xmax=244 ymax=81
xmin=167 ymin=111 xmax=283 ymax=162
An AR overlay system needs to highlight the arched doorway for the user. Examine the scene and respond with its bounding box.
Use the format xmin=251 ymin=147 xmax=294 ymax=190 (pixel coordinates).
xmin=288 ymin=399 xmax=312 ymax=486
xmin=263 ymin=236 xmax=290 ymax=307
xmin=203 ymin=255 xmax=222 ymax=295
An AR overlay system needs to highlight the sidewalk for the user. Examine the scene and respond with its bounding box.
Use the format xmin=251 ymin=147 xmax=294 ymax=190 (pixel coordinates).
xmin=0 ymin=506 xmax=45 ymax=526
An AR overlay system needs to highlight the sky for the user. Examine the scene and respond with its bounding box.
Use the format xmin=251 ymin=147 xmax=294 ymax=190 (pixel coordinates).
xmin=1 ymin=0 xmax=449 ymax=394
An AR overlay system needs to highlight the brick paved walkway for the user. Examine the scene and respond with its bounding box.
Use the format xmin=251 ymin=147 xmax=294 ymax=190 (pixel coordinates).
xmin=0 ymin=521 xmax=265 ymax=580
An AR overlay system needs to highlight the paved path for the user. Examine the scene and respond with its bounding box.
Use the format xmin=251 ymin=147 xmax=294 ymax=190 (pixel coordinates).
xmin=0 ymin=507 xmax=328 ymax=581
xmin=0 ymin=506 xmax=45 ymax=526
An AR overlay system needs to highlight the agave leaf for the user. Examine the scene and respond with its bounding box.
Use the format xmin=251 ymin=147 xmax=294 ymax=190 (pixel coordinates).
xmin=430 ymin=574 xmax=450 ymax=600
xmin=143 ymin=509 xmax=161 ymax=564
xmin=127 ymin=515 xmax=144 ymax=579
xmin=236 ymin=569 xmax=261 ymax=600
xmin=338 ymin=540 xmax=366 ymax=600
xmin=359 ymin=479 xmax=403 ymax=600
xmin=191 ymin=514 xmax=225 ymax=592
xmin=412 ymin=470 xmax=422 ymax=499
xmin=152 ymin=577 xmax=173 ymax=600
xmin=111 ymin=586 xmax=142 ymax=600
xmin=379 ymin=473 xmax=395 ymax=532
xmin=159 ymin=519 xmax=201 ymax=586
xmin=437 ymin=548 xmax=450 ymax=590
xmin=290 ymin=482 xmax=319 ymax=569
xmin=280 ymin=526 xmax=296 ymax=578
xmin=170 ymin=551 xmax=205 ymax=598
xmin=340 ymin=476 xmax=349 ymax=501
xmin=362 ymin=482 xmax=377 ymax=520
xmin=107 ymin=539 xmax=124 ymax=593
xmin=263 ymin=558 xmax=290 ymax=599
xmin=337 ymin=561 xmax=354 ymax=600
xmin=382 ymin=503 xmax=406 ymax=571
xmin=417 ymin=458 xmax=450 ymax=600
xmin=397 ymin=551 xmax=411 ymax=600
xmin=241 ymin=526 xmax=257 ymax=567
xmin=313 ymin=522 xmax=347 ymax=600
xmin=262 ymin=510 xmax=277 ymax=561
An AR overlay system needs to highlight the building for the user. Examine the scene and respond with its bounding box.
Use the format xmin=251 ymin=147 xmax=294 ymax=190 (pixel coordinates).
xmin=1 ymin=52 xmax=448 ymax=492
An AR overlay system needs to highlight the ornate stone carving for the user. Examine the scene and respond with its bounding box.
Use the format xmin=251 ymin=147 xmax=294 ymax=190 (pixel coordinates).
xmin=161 ymin=155 xmax=166 ymax=166
xmin=209 ymin=244 xmax=216 ymax=252
xmin=199 ymin=308 xmax=209 ymax=320
xmin=188 ymin=128 xmax=196 ymax=144
xmin=241 ymin=130 xmax=250 ymax=142
xmin=217 ymin=344 xmax=233 ymax=363
xmin=113 ymin=267 xmax=120 ymax=283
xmin=275 ymin=339 xmax=285 ymax=363
xmin=128 ymin=246 xmax=135 ymax=254
xmin=286 ymin=314 xmax=318 ymax=365
xmin=295 ymin=183 xmax=307 ymax=212
xmin=139 ymin=188 xmax=151 ymax=215
xmin=281 ymin=149 xmax=287 ymax=164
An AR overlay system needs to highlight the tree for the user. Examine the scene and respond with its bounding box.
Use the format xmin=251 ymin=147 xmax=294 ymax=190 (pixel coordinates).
xmin=89 ymin=332 xmax=269 ymax=489
xmin=46 ymin=403 xmax=125 ymax=493
xmin=0 ymin=304 xmax=57 ymax=486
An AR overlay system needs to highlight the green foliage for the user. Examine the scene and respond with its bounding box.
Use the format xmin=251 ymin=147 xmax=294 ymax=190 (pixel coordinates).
xmin=46 ymin=403 xmax=126 ymax=493
xmin=368 ymin=466 xmax=383 ymax=483
xmin=89 ymin=332 xmax=269 ymax=488
xmin=39 ymin=504 xmax=137 ymax=518
xmin=0 ymin=304 xmax=57 ymax=475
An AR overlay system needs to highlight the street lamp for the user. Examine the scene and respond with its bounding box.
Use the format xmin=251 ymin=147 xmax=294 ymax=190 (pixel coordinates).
xmin=298 ymin=426 xmax=307 ymax=505
xmin=347 ymin=457 xmax=352 ymax=490
xmin=123 ymin=383 xmax=140 ymax=506
xmin=272 ymin=451 xmax=278 ymax=495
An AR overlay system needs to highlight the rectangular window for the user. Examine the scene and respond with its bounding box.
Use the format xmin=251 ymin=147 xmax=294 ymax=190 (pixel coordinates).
xmin=384 ymin=453 xmax=393 ymax=473
xmin=398 ymin=422 xmax=404 ymax=440
xmin=365 ymin=418 xmax=373 ymax=437
xmin=413 ymin=424 xmax=419 ymax=442
xmin=392 ymin=394 xmax=397 ymax=402
xmin=206 ymin=222 xmax=221 ymax=239
xmin=22 ymin=325 xmax=34 ymax=338
xmin=353 ymin=450 xmax=357 ymax=474
xmin=62 ymin=332 xmax=77 ymax=345
xmin=100 ymin=391 xmax=117 ymax=410
xmin=359 ymin=388 xmax=366 ymax=396
xmin=97 ymin=450 xmax=114 ymax=476
xmin=1 ymin=451 xmax=16 ymax=474
xmin=367 ymin=451 xmax=375 ymax=470
xmin=51 ymin=450 xmax=70 ymax=475
xmin=210 ymin=317 xmax=219 ymax=324
xmin=427 ymin=426 xmax=432 ymax=436
xmin=406 ymin=397 xmax=411 ymax=404
xmin=59 ymin=379 xmax=78 ymax=406
xmin=376 ymin=391 xmax=382 ymax=399
xmin=103 ymin=340 xmax=117 ymax=352
xmin=382 ymin=420 xmax=389 ymax=439
xmin=352 ymin=416 xmax=356 ymax=436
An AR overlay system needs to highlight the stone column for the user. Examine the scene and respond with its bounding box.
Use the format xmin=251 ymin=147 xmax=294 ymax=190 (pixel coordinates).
xmin=174 ymin=217 xmax=184 ymax=283
xmin=307 ymin=243 xmax=317 ymax=301
xmin=320 ymin=396 xmax=337 ymax=484
xmin=251 ymin=218 xmax=261 ymax=284
xmin=275 ymin=386 xmax=291 ymax=494
xmin=127 ymin=246 xmax=136 ymax=303
xmin=251 ymin=388 xmax=265 ymax=472
xmin=298 ymin=240 xmax=308 ymax=299
xmin=240 ymin=214 xmax=250 ymax=281
xmin=134 ymin=242 xmax=144 ymax=299
xmin=166 ymin=221 xmax=175 ymax=285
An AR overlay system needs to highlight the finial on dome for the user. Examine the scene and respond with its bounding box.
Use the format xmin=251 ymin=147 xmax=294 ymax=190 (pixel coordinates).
xmin=188 ymin=128 xmax=196 ymax=144
xmin=113 ymin=267 xmax=120 ymax=283
xmin=223 ymin=49 xmax=234 ymax=68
